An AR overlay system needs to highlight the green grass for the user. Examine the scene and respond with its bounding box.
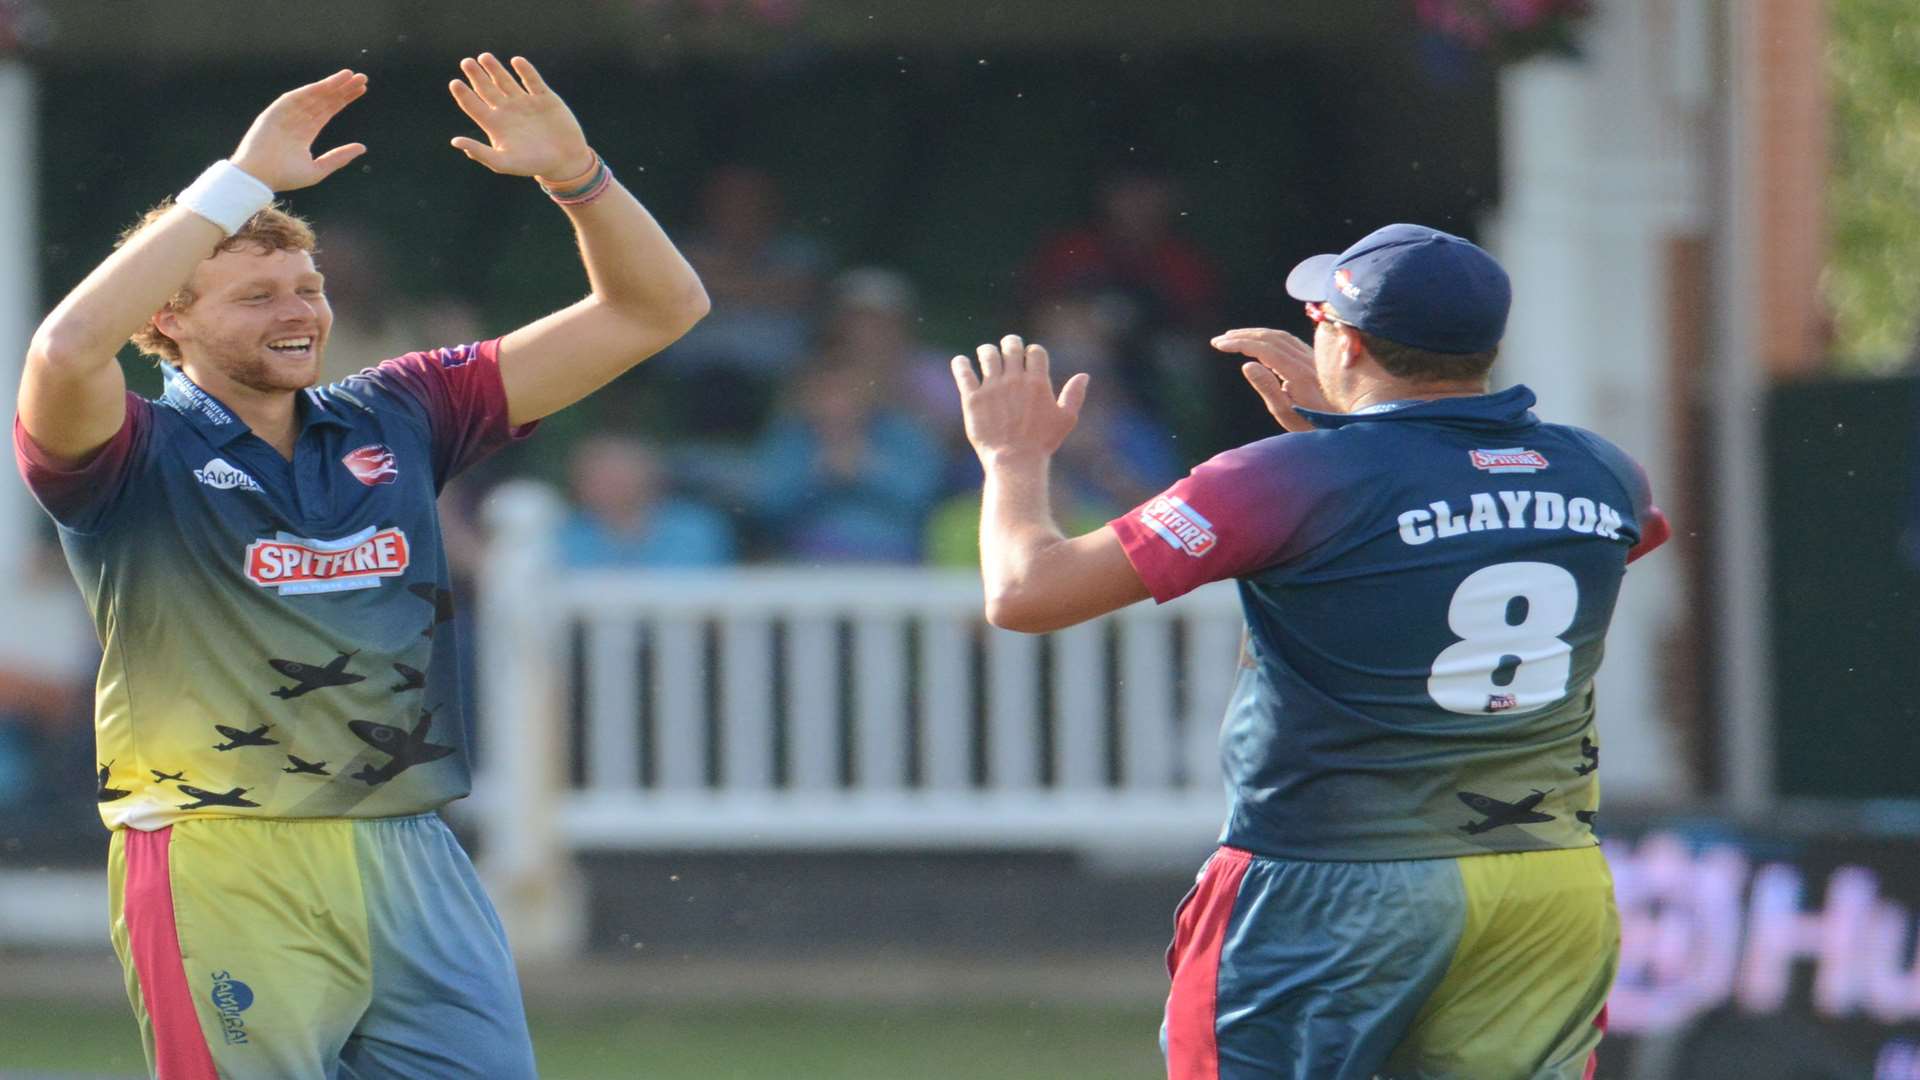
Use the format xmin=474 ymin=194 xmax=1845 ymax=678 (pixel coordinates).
xmin=0 ymin=1000 xmax=1164 ymax=1079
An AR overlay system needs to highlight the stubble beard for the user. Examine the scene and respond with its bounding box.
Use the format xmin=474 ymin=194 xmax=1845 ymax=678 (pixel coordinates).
xmin=209 ymin=340 xmax=324 ymax=396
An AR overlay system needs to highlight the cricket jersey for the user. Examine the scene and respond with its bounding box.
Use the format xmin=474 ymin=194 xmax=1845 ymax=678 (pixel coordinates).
xmin=1110 ymin=385 xmax=1670 ymax=861
xmin=14 ymin=340 xmax=532 ymax=830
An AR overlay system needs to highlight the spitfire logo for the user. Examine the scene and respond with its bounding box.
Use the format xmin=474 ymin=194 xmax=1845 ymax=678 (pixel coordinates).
xmin=343 ymin=444 xmax=400 ymax=486
xmin=1335 ymin=268 xmax=1363 ymax=301
xmin=1470 ymin=448 xmax=1550 ymax=474
xmin=209 ymin=970 xmax=254 ymax=1045
xmin=194 ymin=457 xmax=263 ymax=493
xmin=1140 ymin=495 xmax=1217 ymax=558
xmin=245 ymin=525 xmax=411 ymax=595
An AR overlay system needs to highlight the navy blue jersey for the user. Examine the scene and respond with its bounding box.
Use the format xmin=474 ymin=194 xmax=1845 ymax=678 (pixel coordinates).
xmin=1110 ymin=386 xmax=1670 ymax=860
xmin=13 ymin=341 xmax=531 ymax=829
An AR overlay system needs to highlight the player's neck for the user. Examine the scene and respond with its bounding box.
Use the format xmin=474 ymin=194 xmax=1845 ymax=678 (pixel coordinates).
xmin=178 ymin=363 xmax=302 ymax=459
xmin=1343 ymin=379 xmax=1489 ymax=414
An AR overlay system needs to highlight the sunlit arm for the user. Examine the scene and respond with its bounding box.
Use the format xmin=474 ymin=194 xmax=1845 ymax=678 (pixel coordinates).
xmin=978 ymin=449 xmax=1148 ymax=634
xmin=496 ymin=178 xmax=709 ymax=425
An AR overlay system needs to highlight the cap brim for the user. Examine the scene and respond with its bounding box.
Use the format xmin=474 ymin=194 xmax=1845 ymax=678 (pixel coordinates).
xmin=1285 ymin=253 xmax=1338 ymax=301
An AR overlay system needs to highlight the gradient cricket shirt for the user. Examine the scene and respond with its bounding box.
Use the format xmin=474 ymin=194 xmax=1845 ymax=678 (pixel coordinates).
xmin=13 ymin=340 xmax=532 ymax=829
xmin=1110 ymin=386 xmax=1671 ymax=861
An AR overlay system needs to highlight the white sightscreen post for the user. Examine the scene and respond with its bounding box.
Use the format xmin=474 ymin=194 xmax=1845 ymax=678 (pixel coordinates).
xmin=0 ymin=61 xmax=38 ymax=584
xmin=1710 ymin=1 xmax=1774 ymax=814
xmin=475 ymin=480 xmax=586 ymax=961
xmin=1484 ymin=2 xmax=1712 ymax=801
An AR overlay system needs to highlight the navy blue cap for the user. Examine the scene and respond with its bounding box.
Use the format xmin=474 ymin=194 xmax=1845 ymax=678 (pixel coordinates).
xmin=1284 ymin=224 xmax=1511 ymax=355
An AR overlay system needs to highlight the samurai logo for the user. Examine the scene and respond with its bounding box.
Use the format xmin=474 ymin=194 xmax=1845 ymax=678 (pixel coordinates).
xmin=209 ymin=970 xmax=254 ymax=1045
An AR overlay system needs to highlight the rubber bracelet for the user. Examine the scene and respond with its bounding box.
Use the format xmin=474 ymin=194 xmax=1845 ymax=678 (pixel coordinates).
xmin=536 ymin=151 xmax=600 ymax=191
xmin=176 ymin=160 xmax=274 ymax=235
xmin=550 ymin=168 xmax=614 ymax=207
xmin=540 ymin=154 xmax=605 ymax=200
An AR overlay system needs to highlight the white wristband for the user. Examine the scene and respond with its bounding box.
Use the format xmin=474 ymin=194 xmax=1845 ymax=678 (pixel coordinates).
xmin=176 ymin=160 xmax=274 ymax=235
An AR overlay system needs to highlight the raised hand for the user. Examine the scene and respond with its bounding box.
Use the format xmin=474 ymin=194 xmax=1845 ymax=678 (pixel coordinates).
xmin=1212 ymin=327 xmax=1330 ymax=432
xmin=229 ymin=69 xmax=369 ymax=192
xmin=448 ymin=54 xmax=593 ymax=182
xmin=952 ymin=334 xmax=1090 ymax=462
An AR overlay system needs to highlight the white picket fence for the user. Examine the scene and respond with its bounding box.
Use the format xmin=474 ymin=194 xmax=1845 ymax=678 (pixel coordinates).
xmin=470 ymin=483 xmax=1245 ymax=955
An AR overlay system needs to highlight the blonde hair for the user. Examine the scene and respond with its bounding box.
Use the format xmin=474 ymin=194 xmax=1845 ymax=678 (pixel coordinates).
xmin=119 ymin=203 xmax=318 ymax=364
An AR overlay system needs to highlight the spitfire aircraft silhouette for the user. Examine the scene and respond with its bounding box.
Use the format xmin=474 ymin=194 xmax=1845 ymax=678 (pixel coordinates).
xmin=1574 ymin=737 xmax=1599 ymax=776
xmin=1457 ymin=789 xmax=1557 ymax=835
xmin=176 ymin=784 xmax=259 ymax=810
xmin=212 ymin=724 xmax=278 ymax=751
xmin=407 ymin=584 xmax=454 ymax=638
xmin=269 ymin=651 xmax=365 ymax=699
xmin=150 ymin=769 xmax=185 ymax=783
xmin=390 ymin=663 xmax=425 ymax=693
xmin=96 ymin=762 xmax=131 ymax=802
xmin=348 ymin=708 xmax=456 ymax=785
xmin=283 ymin=755 xmax=330 ymax=776
xmin=1575 ymin=810 xmax=1597 ymax=826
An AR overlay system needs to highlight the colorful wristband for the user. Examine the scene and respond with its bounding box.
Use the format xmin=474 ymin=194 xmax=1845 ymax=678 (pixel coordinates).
xmin=539 ymin=153 xmax=612 ymax=207
xmin=177 ymin=160 xmax=274 ymax=235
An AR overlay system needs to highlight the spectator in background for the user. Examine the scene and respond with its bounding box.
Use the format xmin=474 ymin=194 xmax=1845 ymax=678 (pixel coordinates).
xmin=819 ymin=266 xmax=964 ymax=467
xmin=558 ymin=434 xmax=736 ymax=568
xmin=310 ymin=220 xmax=487 ymax=384
xmin=668 ymin=163 xmax=830 ymax=378
xmin=751 ymin=357 xmax=941 ymax=563
xmin=925 ymin=286 xmax=1182 ymax=567
xmin=0 ymin=543 xmax=101 ymax=825
xmin=1024 ymin=163 xmax=1227 ymax=439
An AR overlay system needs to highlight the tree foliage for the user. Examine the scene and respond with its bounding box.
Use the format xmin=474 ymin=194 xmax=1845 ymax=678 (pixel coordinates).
xmin=1828 ymin=0 xmax=1920 ymax=369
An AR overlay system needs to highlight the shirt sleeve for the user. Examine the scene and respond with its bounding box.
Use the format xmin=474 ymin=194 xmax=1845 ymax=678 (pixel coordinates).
xmin=1566 ymin=427 xmax=1670 ymax=563
xmin=12 ymin=394 xmax=152 ymax=533
xmin=1107 ymin=436 xmax=1324 ymax=603
xmin=351 ymin=339 xmax=536 ymax=486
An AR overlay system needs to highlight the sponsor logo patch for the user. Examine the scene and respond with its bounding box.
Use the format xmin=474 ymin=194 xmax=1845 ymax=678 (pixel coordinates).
xmin=1486 ymin=693 xmax=1518 ymax=713
xmin=1335 ymin=267 xmax=1363 ymax=301
xmin=1139 ymin=495 xmax=1217 ymax=557
xmin=342 ymin=443 xmax=400 ymax=486
xmin=245 ymin=525 xmax=411 ymax=595
xmin=193 ymin=457 xmax=263 ymax=493
xmin=431 ymin=343 xmax=474 ymax=369
xmin=209 ymin=970 xmax=254 ymax=1045
xmin=1469 ymin=447 xmax=1550 ymax=474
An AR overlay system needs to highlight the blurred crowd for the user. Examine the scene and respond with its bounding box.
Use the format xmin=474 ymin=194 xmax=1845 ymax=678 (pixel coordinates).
xmin=480 ymin=160 xmax=1220 ymax=573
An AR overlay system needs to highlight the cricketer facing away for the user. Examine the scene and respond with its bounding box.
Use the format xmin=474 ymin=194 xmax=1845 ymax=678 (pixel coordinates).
xmin=14 ymin=60 xmax=707 ymax=1077
xmin=954 ymin=224 xmax=1670 ymax=1080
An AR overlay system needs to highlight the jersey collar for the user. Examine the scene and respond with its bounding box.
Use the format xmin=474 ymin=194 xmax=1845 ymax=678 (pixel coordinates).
xmin=1293 ymin=384 xmax=1539 ymax=431
xmin=159 ymin=365 xmax=354 ymax=446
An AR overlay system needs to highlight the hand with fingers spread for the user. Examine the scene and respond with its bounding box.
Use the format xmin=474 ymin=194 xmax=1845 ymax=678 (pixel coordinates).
xmin=229 ymin=69 xmax=369 ymax=192
xmin=447 ymin=53 xmax=593 ymax=182
xmin=1212 ymin=327 xmax=1332 ymax=433
xmin=952 ymin=334 xmax=1091 ymax=462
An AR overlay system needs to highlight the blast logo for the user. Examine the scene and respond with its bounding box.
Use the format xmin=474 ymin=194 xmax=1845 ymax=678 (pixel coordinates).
xmin=1486 ymin=693 xmax=1518 ymax=713
xmin=1140 ymin=495 xmax=1217 ymax=557
xmin=343 ymin=444 xmax=400 ymax=486
xmin=209 ymin=970 xmax=254 ymax=1045
xmin=1470 ymin=448 xmax=1550 ymax=474
xmin=1335 ymin=268 xmax=1363 ymax=300
xmin=245 ymin=524 xmax=411 ymax=595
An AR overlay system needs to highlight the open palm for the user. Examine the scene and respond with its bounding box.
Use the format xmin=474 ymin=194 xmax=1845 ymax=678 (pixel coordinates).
xmin=448 ymin=53 xmax=592 ymax=180
xmin=229 ymin=69 xmax=369 ymax=192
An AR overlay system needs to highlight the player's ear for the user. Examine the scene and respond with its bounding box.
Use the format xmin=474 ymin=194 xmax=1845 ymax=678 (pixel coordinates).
xmin=1337 ymin=325 xmax=1367 ymax=371
xmin=151 ymin=309 xmax=185 ymax=343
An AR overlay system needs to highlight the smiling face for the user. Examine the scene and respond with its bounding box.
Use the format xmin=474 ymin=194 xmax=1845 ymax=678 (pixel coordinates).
xmin=158 ymin=246 xmax=333 ymax=397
